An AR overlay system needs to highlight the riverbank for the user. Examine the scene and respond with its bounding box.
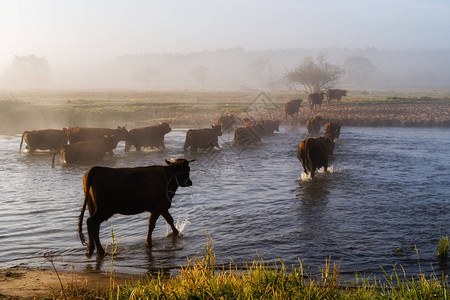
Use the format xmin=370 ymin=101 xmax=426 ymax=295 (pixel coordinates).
xmin=1 ymin=90 xmax=449 ymax=134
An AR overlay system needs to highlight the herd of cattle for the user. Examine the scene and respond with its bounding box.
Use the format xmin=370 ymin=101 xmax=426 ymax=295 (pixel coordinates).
xmin=18 ymin=90 xmax=346 ymax=257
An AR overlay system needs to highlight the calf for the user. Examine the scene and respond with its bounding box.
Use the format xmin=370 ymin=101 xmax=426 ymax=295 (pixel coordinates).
xmin=78 ymin=158 xmax=194 ymax=257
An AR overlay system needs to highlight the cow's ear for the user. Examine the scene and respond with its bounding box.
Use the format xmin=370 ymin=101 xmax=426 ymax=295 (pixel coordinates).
xmin=188 ymin=159 xmax=196 ymax=163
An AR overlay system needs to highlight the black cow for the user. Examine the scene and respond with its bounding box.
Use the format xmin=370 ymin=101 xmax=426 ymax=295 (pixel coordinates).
xmin=308 ymin=92 xmax=325 ymax=111
xmin=125 ymin=122 xmax=171 ymax=152
xmin=19 ymin=129 xmax=68 ymax=153
xmin=78 ymin=158 xmax=194 ymax=257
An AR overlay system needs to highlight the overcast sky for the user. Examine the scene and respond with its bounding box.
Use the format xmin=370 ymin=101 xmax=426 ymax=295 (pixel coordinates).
xmin=1 ymin=0 xmax=449 ymax=66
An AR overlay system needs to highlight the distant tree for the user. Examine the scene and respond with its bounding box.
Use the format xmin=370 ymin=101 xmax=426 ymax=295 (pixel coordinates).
xmin=246 ymin=58 xmax=269 ymax=87
xmin=285 ymin=55 xmax=344 ymax=93
xmin=190 ymin=64 xmax=209 ymax=86
xmin=344 ymin=56 xmax=377 ymax=86
xmin=5 ymin=55 xmax=50 ymax=87
xmin=133 ymin=65 xmax=160 ymax=85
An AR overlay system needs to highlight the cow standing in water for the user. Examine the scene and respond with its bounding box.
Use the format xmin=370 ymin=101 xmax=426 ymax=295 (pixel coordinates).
xmin=66 ymin=126 xmax=128 ymax=144
xmin=19 ymin=129 xmax=68 ymax=153
xmin=52 ymin=135 xmax=122 ymax=167
xmin=184 ymin=124 xmax=222 ymax=153
xmin=324 ymin=122 xmax=342 ymax=139
xmin=297 ymin=136 xmax=335 ymax=178
xmin=78 ymin=158 xmax=194 ymax=257
xmin=125 ymin=122 xmax=171 ymax=152
xmin=306 ymin=116 xmax=322 ymax=135
xmin=216 ymin=113 xmax=237 ymax=134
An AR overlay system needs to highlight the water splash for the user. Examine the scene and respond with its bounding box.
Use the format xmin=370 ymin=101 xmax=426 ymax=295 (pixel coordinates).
xmin=166 ymin=218 xmax=190 ymax=237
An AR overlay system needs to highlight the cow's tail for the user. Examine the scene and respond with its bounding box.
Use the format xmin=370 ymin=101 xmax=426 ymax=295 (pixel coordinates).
xmin=19 ymin=131 xmax=27 ymax=154
xmin=78 ymin=169 xmax=93 ymax=246
xmin=52 ymin=144 xmax=63 ymax=168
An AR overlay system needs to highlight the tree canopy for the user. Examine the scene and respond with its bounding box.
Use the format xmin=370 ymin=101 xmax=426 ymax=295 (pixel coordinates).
xmin=285 ymin=55 xmax=344 ymax=93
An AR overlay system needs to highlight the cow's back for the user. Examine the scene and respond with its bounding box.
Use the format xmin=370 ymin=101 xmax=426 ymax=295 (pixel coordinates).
xmin=24 ymin=129 xmax=67 ymax=151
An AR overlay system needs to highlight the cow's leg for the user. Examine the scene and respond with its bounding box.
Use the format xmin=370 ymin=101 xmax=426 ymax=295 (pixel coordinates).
xmin=86 ymin=214 xmax=107 ymax=257
xmin=86 ymin=216 xmax=97 ymax=258
xmin=146 ymin=212 xmax=160 ymax=247
xmin=161 ymin=210 xmax=179 ymax=237
xmin=136 ymin=144 xmax=141 ymax=151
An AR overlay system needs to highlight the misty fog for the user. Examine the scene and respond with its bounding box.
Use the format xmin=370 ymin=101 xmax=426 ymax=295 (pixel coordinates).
xmin=1 ymin=47 xmax=450 ymax=90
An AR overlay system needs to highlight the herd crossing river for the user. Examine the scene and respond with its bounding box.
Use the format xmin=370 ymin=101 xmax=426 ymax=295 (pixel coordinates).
xmin=0 ymin=126 xmax=449 ymax=279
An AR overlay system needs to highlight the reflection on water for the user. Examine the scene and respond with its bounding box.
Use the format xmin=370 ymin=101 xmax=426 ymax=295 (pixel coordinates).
xmin=0 ymin=127 xmax=449 ymax=280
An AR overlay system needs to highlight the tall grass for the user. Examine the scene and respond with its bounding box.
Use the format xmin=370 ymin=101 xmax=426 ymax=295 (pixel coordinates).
xmin=438 ymin=236 xmax=449 ymax=260
xmin=94 ymin=237 xmax=448 ymax=300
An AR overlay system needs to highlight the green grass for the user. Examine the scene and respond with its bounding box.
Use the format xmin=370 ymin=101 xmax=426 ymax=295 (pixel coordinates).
xmin=56 ymin=237 xmax=450 ymax=299
xmin=438 ymin=236 xmax=449 ymax=260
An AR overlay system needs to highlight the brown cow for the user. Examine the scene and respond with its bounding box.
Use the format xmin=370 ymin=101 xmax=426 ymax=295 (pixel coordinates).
xmin=308 ymin=92 xmax=325 ymax=111
xmin=66 ymin=126 xmax=128 ymax=144
xmin=232 ymin=126 xmax=262 ymax=148
xmin=78 ymin=158 xmax=194 ymax=257
xmin=306 ymin=116 xmax=322 ymax=135
xmin=125 ymin=122 xmax=171 ymax=152
xmin=52 ymin=135 xmax=122 ymax=167
xmin=324 ymin=122 xmax=342 ymax=139
xmin=243 ymin=119 xmax=280 ymax=136
xmin=325 ymin=89 xmax=347 ymax=105
xmin=216 ymin=113 xmax=237 ymax=133
xmin=184 ymin=124 xmax=222 ymax=152
xmin=284 ymin=99 xmax=303 ymax=119
xmin=19 ymin=129 xmax=67 ymax=153
xmin=297 ymin=136 xmax=335 ymax=178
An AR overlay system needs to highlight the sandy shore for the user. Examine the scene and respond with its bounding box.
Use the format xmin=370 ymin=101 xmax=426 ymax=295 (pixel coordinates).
xmin=0 ymin=267 xmax=137 ymax=299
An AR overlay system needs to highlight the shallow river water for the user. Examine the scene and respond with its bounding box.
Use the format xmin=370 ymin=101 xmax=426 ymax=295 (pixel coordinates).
xmin=0 ymin=126 xmax=449 ymax=279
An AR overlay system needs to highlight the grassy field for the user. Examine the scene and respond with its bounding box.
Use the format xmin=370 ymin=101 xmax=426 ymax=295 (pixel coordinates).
xmin=1 ymin=89 xmax=450 ymax=134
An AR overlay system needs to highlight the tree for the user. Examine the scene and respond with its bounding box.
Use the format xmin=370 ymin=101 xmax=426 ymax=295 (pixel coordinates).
xmin=133 ymin=65 xmax=160 ymax=85
xmin=344 ymin=56 xmax=377 ymax=86
xmin=285 ymin=55 xmax=344 ymax=93
xmin=190 ymin=65 xmax=209 ymax=86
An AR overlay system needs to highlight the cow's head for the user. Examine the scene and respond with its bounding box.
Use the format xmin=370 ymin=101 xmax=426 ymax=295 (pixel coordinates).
xmin=165 ymin=158 xmax=195 ymax=187
xmin=211 ymin=124 xmax=222 ymax=137
xmin=116 ymin=126 xmax=129 ymax=140
xmin=159 ymin=122 xmax=172 ymax=134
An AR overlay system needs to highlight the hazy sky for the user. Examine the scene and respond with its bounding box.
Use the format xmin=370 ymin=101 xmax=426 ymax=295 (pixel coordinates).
xmin=1 ymin=0 xmax=449 ymax=66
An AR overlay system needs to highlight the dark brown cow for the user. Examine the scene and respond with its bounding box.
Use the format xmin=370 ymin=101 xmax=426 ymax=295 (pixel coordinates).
xmin=216 ymin=113 xmax=237 ymax=133
xmin=325 ymin=89 xmax=347 ymax=105
xmin=66 ymin=126 xmax=128 ymax=144
xmin=232 ymin=126 xmax=262 ymax=148
xmin=306 ymin=116 xmax=322 ymax=135
xmin=19 ymin=129 xmax=67 ymax=153
xmin=308 ymin=92 xmax=325 ymax=111
xmin=284 ymin=99 xmax=303 ymax=119
xmin=243 ymin=119 xmax=280 ymax=136
xmin=78 ymin=158 xmax=194 ymax=257
xmin=184 ymin=125 xmax=222 ymax=152
xmin=297 ymin=136 xmax=335 ymax=178
xmin=324 ymin=122 xmax=342 ymax=139
xmin=52 ymin=135 xmax=122 ymax=167
xmin=125 ymin=122 xmax=171 ymax=152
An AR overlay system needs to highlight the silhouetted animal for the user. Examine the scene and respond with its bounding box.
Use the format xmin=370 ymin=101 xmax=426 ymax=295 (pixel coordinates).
xmin=52 ymin=135 xmax=122 ymax=167
xmin=324 ymin=122 xmax=342 ymax=139
xmin=19 ymin=129 xmax=67 ymax=153
xmin=78 ymin=158 xmax=194 ymax=257
xmin=325 ymin=89 xmax=347 ymax=105
xmin=297 ymin=136 xmax=335 ymax=178
xmin=284 ymin=99 xmax=303 ymax=119
xmin=243 ymin=119 xmax=280 ymax=136
xmin=216 ymin=113 xmax=237 ymax=133
xmin=308 ymin=92 xmax=325 ymax=111
xmin=184 ymin=125 xmax=222 ymax=152
xmin=66 ymin=126 xmax=128 ymax=144
xmin=233 ymin=126 xmax=262 ymax=148
xmin=125 ymin=122 xmax=171 ymax=152
xmin=306 ymin=116 xmax=322 ymax=135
